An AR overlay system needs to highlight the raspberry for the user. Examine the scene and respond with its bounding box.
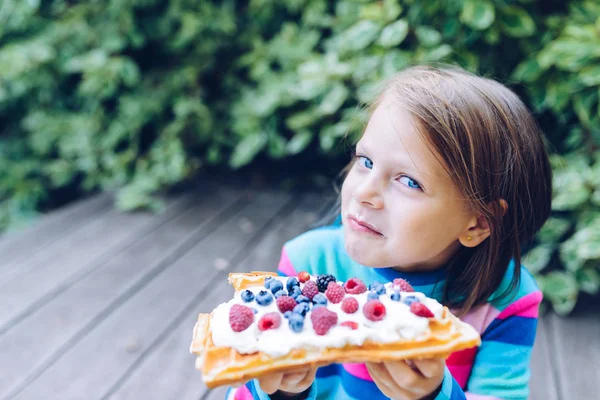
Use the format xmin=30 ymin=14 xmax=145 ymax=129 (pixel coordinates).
xmin=410 ymin=302 xmax=434 ymax=318
xmin=325 ymin=282 xmax=345 ymax=304
xmin=393 ymin=278 xmax=415 ymax=292
xmin=316 ymin=274 xmax=337 ymax=292
xmin=276 ymin=295 xmax=297 ymax=313
xmin=343 ymin=278 xmax=367 ymax=294
xmin=310 ymin=307 xmax=338 ymax=335
xmin=229 ymin=304 xmax=254 ymax=332
xmin=258 ymin=312 xmax=281 ymax=331
xmin=340 ymin=321 xmax=359 ymax=330
xmin=340 ymin=297 xmax=359 ymax=314
xmin=363 ymin=300 xmax=387 ymax=321
xmin=297 ymin=271 xmax=310 ymax=283
xmin=302 ymin=280 xmax=319 ymax=300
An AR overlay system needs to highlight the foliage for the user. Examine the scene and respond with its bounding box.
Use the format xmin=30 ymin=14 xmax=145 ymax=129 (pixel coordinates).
xmin=0 ymin=0 xmax=598 ymax=313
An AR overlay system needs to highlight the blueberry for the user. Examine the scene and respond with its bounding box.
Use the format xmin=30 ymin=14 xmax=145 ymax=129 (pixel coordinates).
xmin=256 ymin=290 xmax=273 ymax=306
xmin=269 ymin=279 xmax=284 ymax=294
xmin=368 ymin=282 xmax=381 ymax=291
xmin=286 ymin=277 xmax=300 ymax=292
xmin=264 ymin=276 xmax=273 ymax=289
xmin=403 ymin=296 xmax=419 ymax=306
xmin=293 ymin=303 xmax=310 ymax=317
xmin=251 ymin=308 xmax=258 ymax=314
xmin=289 ymin=286 xmax=302 ymax=299
xmin=367 ymin=292 xmax=380 ymax=301
xmin=241 ymin=290 xmax=255 ymax=303
xmin=295 ymin=295 xmax=310 ymax=304
xmin=369 ymin=282 xmax=386 ymax=295
xmin=288 ymin=313 xmax=304 ymax=333
xmin=312 ymin=303 xmax=326 ymax=310
xmin=312 ymin=293 xmax=328 ymax=305
xmin=274 ymin=290 xmax=288 ymax=299
xmin=390 ymin=291 xmax=401 ymax=302
xmin=284 ymin=311 xmax=292 ymax=319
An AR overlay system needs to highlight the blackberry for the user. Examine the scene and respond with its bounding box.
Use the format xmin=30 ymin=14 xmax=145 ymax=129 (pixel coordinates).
xmin=312 ymin=293 xmax=328 ymax=306
xmin=286 ymin=277 xmax=300 ymax=292
xmin=241 ymin=290 xmax=255 ymax=303
xmin=316 ymin=274 xmax=337 ymax=292
xmin=256 ymin=290 xmax=274 ymax=306
xmin=269 ymin=279 xmax=284 ymax=294
xmin=390 ymin=291 xmax=401 ymax=302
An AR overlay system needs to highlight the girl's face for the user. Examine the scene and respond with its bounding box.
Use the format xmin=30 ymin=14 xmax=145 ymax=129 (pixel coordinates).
xmin=341 ymin=96 xmax=475 ymax=272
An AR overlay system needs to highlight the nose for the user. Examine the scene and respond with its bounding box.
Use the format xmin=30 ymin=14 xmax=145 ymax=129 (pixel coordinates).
xmin=353 ymin=175 xmax=384 ymax=209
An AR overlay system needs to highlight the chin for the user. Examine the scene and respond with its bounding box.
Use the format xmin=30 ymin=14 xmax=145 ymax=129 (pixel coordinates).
xmin=343 ymin=238 xmax=389 ymax=267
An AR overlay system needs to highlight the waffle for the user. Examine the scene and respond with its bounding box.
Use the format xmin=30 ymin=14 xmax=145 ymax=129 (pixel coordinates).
xmin=190 ymin=271 xmax=481 ymax=389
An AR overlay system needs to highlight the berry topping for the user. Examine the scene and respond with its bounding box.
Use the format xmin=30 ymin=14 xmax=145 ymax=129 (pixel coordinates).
xmin=343 ymin=278 xmax=367 ymax=294
xmin=325 ymin=282 xmax=345 ymax=304
xmin=269 ymin=279 xmax=284 ymax=294
xmin=229 ymin=304 xmax=254 ymax=332
xmin=393 ymin=278 xmax=415 ymax=292
xmin=276 ymin=295 xmax=297 ymax=313
xmin=264 ymin=276 xmax=273 ymax=289
xmin=298 ymin=271 xmax=311 ymax=283
xmin=256 ymin=290 xmax=274 ymax=306
xmin=302 ymin=281 xmax=319 ymax=300
xmin=368 ymin=282 xmax=387 ymax=295
xmin=316 ymin=274 xmax=337 ymax=292
xmin=258 ymin=312 xmax=281 ymax=331
xmin=403 ymin=295 xmax=419 ymax=306
xmin=312 ymin=293 xmax=328 ymax=306
xmin=274 ymin=290 xmax=288 ymax=298
xmin=311 ymin=307 xmax=338 ymax=335
xmin=341 ymin=297 xmax=359 ymax=314
xmin=288 ymin=313 xmax=304 ymax=333
xmin=295 ymin=295 xmax=310 ymax=304
xmin=289 ymin=286 xmax=302 ymax=299
xmin=283 ymin=311 xmax=292 ymax=319
xmin=390 ymin=291 xmax=401 ymax=301
xmin=240 ymin=290 xmax=255 ymax=303
xmin=410 ymin=302 xmax=434 ymax=318
xmin=286 ymin=277 xmax=300 ymax=292
xmin=363 ymin=300 xmax=387 ymax=321
xmin=293 ymin=302 xmax=310 ymax=316
xmin=367 ymin=292 xmax=380 ymax=301
xmin=251 ymin=308 xmax=258 ymax=314
xmin=340 ymin=321 xmax=359 ymax=330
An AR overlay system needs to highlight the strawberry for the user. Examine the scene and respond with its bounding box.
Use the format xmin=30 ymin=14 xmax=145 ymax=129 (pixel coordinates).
xmin=410 ymin=302 xmax=434 ymax=318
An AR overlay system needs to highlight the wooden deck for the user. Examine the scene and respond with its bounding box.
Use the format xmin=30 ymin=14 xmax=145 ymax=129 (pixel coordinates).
xmin=0 ymin=181 xmax=597 ymax=400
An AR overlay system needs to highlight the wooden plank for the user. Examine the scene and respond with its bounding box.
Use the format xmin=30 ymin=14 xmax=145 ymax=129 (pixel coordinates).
xmin=529 ymin=315 xmax=559 ymax=400
xmin=0 ymin=192 xmax=192 ymax=334
xmin=0 ymin=185 xmax=243 ymax=399
xmin=0 ymin=193 xmax=113 ymax=266
xmin=106 ymin=194 xmax=324 ymax=400
xmin=10 ymin=190 xmax=293 ymax=400
xmin=548 ymin=296 xmax=600 ymax=400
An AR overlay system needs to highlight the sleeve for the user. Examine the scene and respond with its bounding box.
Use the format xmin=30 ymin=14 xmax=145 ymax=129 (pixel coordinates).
xmin=276 ymin=246 xmax=298 ymax=277
xmin=463 ymin=291 xmax=542 ymax=400
xmin=244 ymin=379 xmax=317 ymax=400
xmin=433 ymin=367 xmax=467 ymax=400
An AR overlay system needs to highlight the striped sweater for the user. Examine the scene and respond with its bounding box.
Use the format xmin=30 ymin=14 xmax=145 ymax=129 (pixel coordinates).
xmin=228 ymin=225 xmax=541 ymax=400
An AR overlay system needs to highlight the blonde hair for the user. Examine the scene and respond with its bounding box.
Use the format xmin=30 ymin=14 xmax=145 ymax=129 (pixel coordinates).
xmin=354 ymin=65 xmax=552 ymax=314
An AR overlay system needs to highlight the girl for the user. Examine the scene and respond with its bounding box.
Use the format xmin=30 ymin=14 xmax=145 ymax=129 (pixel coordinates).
xmin=228 ymin=65 xmax=552 ymax=400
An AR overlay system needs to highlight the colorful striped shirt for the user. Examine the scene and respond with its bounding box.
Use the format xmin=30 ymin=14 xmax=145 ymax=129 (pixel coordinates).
xmin=228 ymin=225 xmax=541 ymax=400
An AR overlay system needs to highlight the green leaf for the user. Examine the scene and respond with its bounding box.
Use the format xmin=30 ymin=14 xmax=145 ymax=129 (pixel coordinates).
xmin=418 ymin=44 xmax=453 ymax=62
xmin=538 ymin=271 xmax=579 ymax=316
xmin=461 ymin=0 xmax=495 ymax=31
xmin=537 ymin=217 xmax=572 ymax=244
xmin=378 ymin=19 xmax=409 ymax=48
xmin=511 ymin=58 xmax=543 ymax=83
xmin=500 ymin=6 xmax=536 ymax=37
xmin=576 ymin=268 xmax=600 ymax=295
xmin=415 ymin=26 xmax=442 ymax=47
xmin=341 ymin=20 xmax=381 ymax=52
xmin=286 ymin=130 xmax=313 ymax=155
xmin=229 ymin=133 xmax=268 ymax=169
xmin=523 ymin=244 xmax=554 ymax=274
xmin=318 ymin=84 xmax=349 ymax=115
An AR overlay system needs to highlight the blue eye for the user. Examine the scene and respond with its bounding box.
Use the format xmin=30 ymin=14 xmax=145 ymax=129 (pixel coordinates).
xmin=358 ymin=156 xmax=373 ymax=169
xmin=398 ymin=176 xmax=422 ymax=190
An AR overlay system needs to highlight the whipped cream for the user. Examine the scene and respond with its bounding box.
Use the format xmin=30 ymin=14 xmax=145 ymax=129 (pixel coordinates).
xmin=210 ymin=276 xmax=445 ymax=358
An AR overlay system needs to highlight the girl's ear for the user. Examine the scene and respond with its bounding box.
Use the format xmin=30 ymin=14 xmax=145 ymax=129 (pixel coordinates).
xmin=459 ymin=199 xmax=507 ymax=247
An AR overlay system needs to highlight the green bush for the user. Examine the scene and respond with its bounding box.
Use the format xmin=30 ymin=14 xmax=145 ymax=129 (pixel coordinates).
xmin=0 ymin=0 xmax=598 ymax=314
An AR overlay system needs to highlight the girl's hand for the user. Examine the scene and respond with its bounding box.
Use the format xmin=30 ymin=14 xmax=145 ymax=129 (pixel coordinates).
xmin=256 ymin=366 xmax=318 ymax=396
xmin=365 ymin=358 xmax=445 ymax=400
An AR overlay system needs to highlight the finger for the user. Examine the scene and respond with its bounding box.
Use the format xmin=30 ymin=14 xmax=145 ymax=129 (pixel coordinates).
xmin=257 ymin=373 xmax=283 ymax=394
xmin=382 ymin=360 xmax=420 ymax=387
xmin=412 ymin=358 xmax=445 ymax=379
xmin=282 ymin=370 xmax=309 ymax=386
xmin=365 ymin=363 xmax=397 ymax=398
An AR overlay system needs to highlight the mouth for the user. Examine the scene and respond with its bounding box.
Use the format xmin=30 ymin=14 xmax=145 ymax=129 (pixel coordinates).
xmin=346 ymin=214 xmax=383 ymax=236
